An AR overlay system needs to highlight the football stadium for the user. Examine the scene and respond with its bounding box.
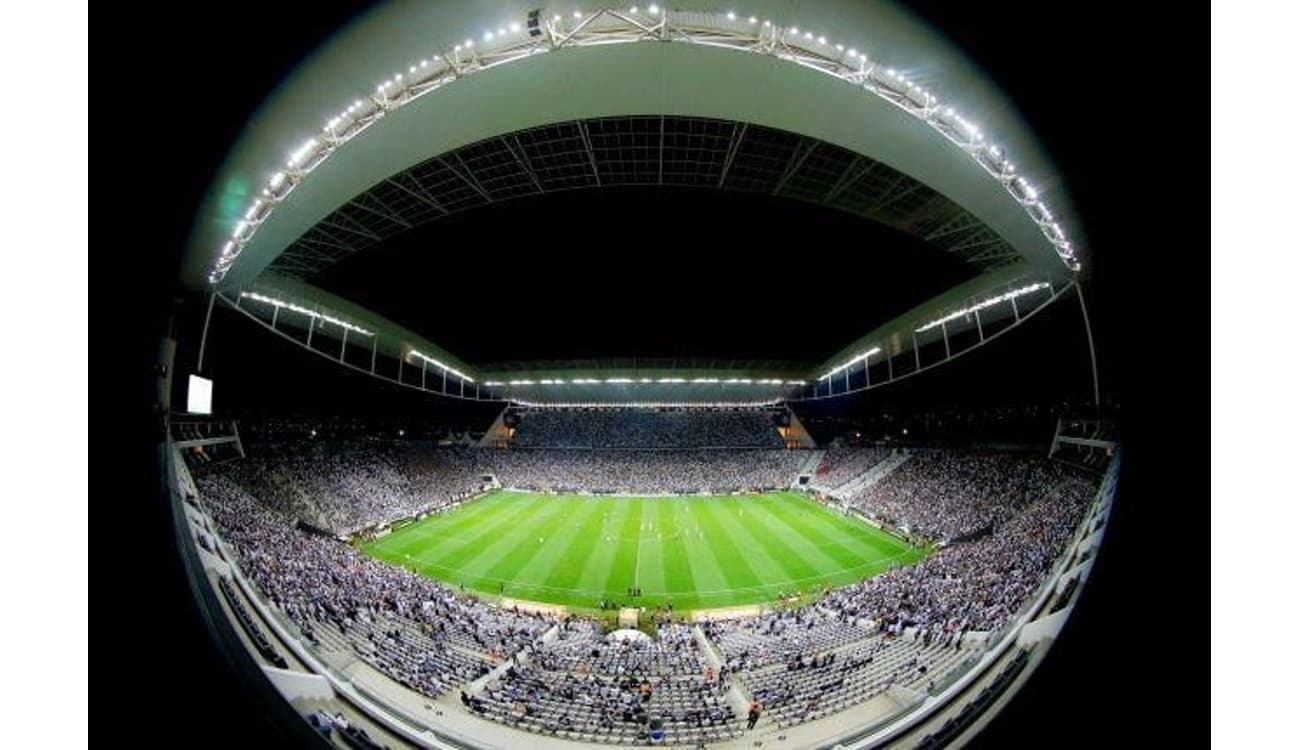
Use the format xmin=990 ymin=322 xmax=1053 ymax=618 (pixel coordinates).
xmin=154 ymin=2 xmax=1120 ymax=748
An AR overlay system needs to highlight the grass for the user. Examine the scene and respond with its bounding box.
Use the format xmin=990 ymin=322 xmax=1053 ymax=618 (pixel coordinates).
xmin=362 ymin=490 xmax=927 ymax=613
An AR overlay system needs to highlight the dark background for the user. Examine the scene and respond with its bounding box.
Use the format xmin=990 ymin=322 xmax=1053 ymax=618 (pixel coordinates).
xmin=312 ymin=185 xmax=976 ymax=364
xmin=99 ymin=0 xmax=1202 ymax=746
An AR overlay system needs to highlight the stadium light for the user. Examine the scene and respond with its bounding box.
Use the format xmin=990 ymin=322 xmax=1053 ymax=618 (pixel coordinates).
xmin=818 ymin=347 xmax=882 ymax=381
xmin=409 ymin=349 xmax=475 ymax=382
xmin=206 ymin=7 xmax=1083 ymax=283
xmin=604 ymin=378 xmax=634 ymax=383
xmin=239 ymin=292 xmax=374 ymax=336
xmin=512 ymin=400 xmax=781 ymax=408
xmin=484 ymin=381 xmax=505 ymax=386
xmin=914 ymin=282 xmax=1051 ymax=333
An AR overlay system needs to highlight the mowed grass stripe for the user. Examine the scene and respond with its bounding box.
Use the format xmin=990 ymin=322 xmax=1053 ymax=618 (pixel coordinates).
xmin=636 ymin=500 xmax=668 ymax=596
xmin=602 ymin=498 xmax=645 ymax=601
xmin=368 ymin=494 xmax=512 ymax=557
xmin=573 ymin=498 xmax=635 ymax=600
xmin=656 ymin=500 xmax=697 ymax=601
xmin=394 ymin=494 xmax=544 ymax=566
xmin=361 ymin=491 xmax=927 ymax=611
xmin=368 ymin=498 xmax=515 ymax=562
xmin=522 ymin=497 xmax=609 ymax=595
xmin=718 ymin=497 xmax=829 ymax=585
xmin=668 ymin=498 xmax=727 ymax=599
xmin=476 ymin=497 xmax=591 ymax=584
xmin=742 ymin=496 xmax=865 ymax=574
xmin=691 ymin=499 xmax=764 ymax=598
xmin=426 ymin=495 xmax=558 ymax=571
xmin=772 ymin=493 xmax=924 ymax=571
xmin=769 ymin=492 xmax=904 ymax=565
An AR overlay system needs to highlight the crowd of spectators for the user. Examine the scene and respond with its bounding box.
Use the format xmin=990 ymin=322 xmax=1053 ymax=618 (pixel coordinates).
xmin=207 ymin=444 xmax=490 ymax=534
xmin=846 ymin=451 xmax=1073 ymax=542
xmin=811 ymin=446 xmax=893 ymax=492
xmin=510 ymin=408 xmax=785 ymax=449
xmin=492 ymin=449 xmax=803 ymax=495
xmin=709 ymin=469 xmax=1095 ymax=663
xmin=189 ymin=417 xmax=1102 ymax=742
xmin=197 ymin=473 xmax=554 ymax=697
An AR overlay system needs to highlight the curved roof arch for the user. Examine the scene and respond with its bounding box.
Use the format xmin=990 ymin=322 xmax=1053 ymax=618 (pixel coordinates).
xmin=185 ymin=0 xmax=1083 ymax=290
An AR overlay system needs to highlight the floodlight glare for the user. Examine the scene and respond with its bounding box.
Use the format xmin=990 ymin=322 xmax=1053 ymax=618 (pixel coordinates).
xmin=914 ymin=282 xmax=1051 ymax=332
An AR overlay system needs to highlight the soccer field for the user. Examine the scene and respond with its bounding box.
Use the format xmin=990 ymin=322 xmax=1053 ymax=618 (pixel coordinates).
xmin=362 ymin=490 xmax=927 ymax=612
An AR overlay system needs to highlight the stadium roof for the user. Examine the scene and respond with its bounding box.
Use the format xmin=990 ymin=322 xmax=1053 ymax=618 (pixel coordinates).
xmin=184 ymin=0 xmax=1085 ymax=403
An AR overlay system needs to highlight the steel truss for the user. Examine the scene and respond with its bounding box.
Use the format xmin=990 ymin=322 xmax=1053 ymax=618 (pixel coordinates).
xmin=211 ymin=7 xmax=1079 ymax=283
xmin=218 ymin=293 xmax=501 ymax=403
xmin=795 ymin=277 xmax=1077 ymax=402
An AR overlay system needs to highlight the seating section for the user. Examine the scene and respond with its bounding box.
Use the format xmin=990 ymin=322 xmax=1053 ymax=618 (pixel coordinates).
xmin=218 ymin=576 xmax=288 ymax=669
xmin=510 ymin=408 xmax=784 ymax=449
xmin=491 ymin=449 xmax=804 ymax=495
xmin=915 ymin=649 xmax=1031 ymax=750
xmin=190 ymin=426 xmax=1100 ymax=746
xmin=812 ymin=446 xmax=892 ymax=492
xmin=746 ymin=635 xmax=969 ymax=728
xmin=845 ymin=451 xmax=1081 ymax=542
xmin=478 ymin=665 xmax=739 ymax=745
xmin=199 ymin=473 xmax=553 ymax=700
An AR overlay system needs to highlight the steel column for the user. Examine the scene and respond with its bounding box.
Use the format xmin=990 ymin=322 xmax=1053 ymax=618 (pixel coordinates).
xmin=196 ymin=292 xmax=217 ymax=373
xmin=1076 ymin=283 xmax=1102 ymax=416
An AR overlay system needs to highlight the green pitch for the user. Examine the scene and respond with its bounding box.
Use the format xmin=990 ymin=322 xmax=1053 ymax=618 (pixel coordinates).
xmin=362 ymin=490 xmax=926 ymax=612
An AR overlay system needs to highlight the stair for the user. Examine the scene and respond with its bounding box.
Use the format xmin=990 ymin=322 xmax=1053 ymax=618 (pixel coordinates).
xmin=836 ymin=450 xmax=911 ymax=499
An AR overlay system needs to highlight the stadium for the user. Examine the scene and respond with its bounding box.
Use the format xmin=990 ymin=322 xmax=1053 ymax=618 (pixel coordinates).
xmin=151 ymin=2 xmax=1121 ymax=748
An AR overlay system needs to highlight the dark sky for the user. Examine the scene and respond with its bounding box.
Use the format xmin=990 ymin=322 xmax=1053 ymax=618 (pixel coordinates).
xmin=312 ymin=185 xmax=974 ymax=364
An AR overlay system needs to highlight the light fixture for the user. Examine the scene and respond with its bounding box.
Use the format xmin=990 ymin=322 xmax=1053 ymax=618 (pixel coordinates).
xmin=208 ymin=6 xmax=1081 ymax=282
xmin=240 ymin=292 xmax=375 ymax=336
xmin=914 ymin=282 xmax=1051 ymax=332
xmin=818 ymin=347 xmax=882 ymax=381
xmin=410 ymin=349 xmax=475 ymax=381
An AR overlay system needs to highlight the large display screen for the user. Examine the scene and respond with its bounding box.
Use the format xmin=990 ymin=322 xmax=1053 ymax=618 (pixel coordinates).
xmin=186 ymin=375 xmax=213 ymax=415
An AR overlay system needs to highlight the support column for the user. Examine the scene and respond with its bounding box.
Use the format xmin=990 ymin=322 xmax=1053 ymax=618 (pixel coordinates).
xmin=196 ymin=292 xmax=217 ymax=373
xmin=1076 ymin=283 xmax=1102 ymax=416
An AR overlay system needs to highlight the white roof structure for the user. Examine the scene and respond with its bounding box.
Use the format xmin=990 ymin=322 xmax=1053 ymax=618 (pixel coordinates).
xmin=184 ymin=0 xmax=1087 ymax=403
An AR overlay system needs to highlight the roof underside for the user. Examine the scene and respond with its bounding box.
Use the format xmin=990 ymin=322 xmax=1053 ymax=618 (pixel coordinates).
xmin=186 ymin=1 xmax=1085 ymax=407
xmin=272 ymin=116 xmax=1020 ymax=279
